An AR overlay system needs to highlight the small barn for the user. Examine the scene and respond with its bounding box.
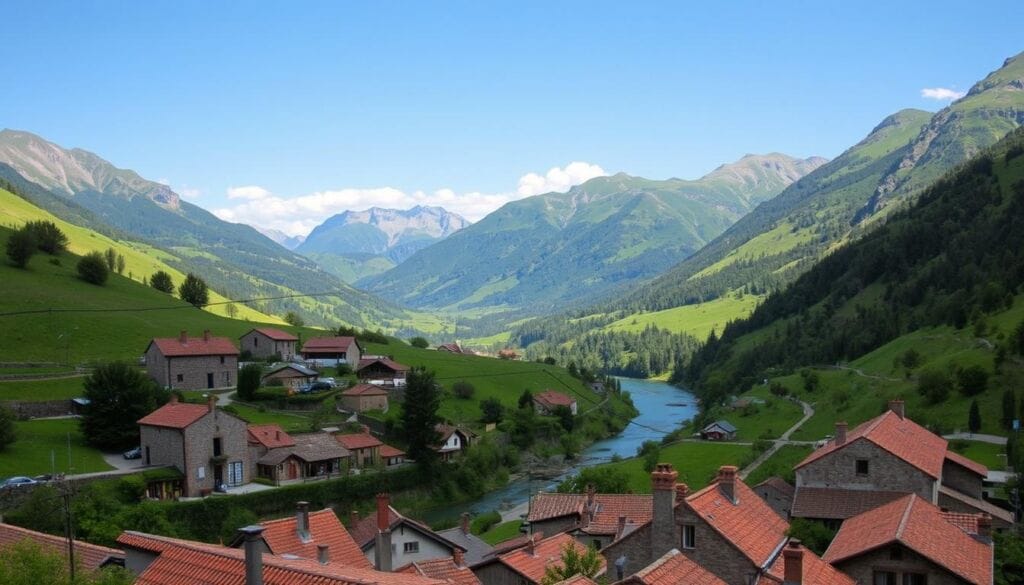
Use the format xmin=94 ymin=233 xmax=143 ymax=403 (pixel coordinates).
xmin=701 ymin=420 xmax=737 ymax=441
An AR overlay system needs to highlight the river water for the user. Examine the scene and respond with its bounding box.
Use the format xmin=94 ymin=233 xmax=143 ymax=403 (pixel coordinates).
xmin=422 ymin=377 xmax=697 ymax=524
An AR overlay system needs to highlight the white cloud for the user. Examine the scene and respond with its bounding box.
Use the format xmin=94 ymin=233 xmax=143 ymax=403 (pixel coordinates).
xmin=178 ymin=187 xmax=202 ymax=200
xmin=921 ymin=87 xmax=966 ymax=101
xmin=211 ymin=162 xmax=607 ymax=237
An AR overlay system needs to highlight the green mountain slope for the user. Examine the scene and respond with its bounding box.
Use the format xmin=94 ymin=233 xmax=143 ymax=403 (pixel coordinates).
xmin=0 ymin=130 xmax=441 ymax=334
xmin=365 ymin=153 xmax=826 ymax=314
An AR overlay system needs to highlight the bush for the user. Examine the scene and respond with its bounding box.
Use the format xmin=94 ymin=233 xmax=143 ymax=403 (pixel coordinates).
xmin=0 ymin=405 xmax=16 ymax=451
xmin=480 ymin=397 xmax=504 ymax=424
xmin=956 ymin=364 xmax=989 ymax=396
xmin=5 ymin=228 xmax=36 ymax=268
xmin=23 ymin=220 xmax=68 ymax=255
xmin=77 ymin=251 xmax=109 ymax=285
xmin=452 ymin=380 xmax=475 ymax=399
xmin=238 ymin=363 xmax=263 ymax=401
xmin=769 ymin=382 xmax=788 ymax=397
xmin=409 ymin=336 xmax=429 ymax=349
xmin=149 ymin=270 xmax=174 ymax=293
xmin=901 ymin=348 xmax=922 ymax=369
xmin=470 ymin=511 xmax=502 ymax=534
xmin=917 ymin=369 xmax=952 ymax=405
xmin=787 ymin=518 xmax=836 ymax=555
xmin=284 ymin=311 xmax=305 ymax=327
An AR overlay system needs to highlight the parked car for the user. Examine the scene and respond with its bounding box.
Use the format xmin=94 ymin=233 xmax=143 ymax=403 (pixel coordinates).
xmin=299 ymin=381 xmax=332 ymax=394
xmin=123 ymin=446 xmax=142 ymax=460
xmin=319 ymin=377 xmax=337 ymax=388
xmin=1 ymin=476 xmax=38 ymax=489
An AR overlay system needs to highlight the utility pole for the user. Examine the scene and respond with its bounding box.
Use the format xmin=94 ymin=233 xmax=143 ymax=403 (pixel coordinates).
xmin=59 ymin=479 xmax=76 ymax=583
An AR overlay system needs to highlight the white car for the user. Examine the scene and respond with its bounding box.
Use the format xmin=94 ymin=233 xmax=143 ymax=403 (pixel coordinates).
xmin=1 ymin=476 xmax=38 ymax=489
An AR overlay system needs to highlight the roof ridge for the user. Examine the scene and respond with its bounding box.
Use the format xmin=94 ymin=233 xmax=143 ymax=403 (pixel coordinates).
xmin=894 ymin=494 xmax=916 ymax=540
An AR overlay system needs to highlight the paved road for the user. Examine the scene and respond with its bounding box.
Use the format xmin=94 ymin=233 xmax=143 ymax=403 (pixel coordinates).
xmin=739 ymin=398 xmax=814 ymax=480
xmin=943 ymin=432 xmax=1007 ymax=445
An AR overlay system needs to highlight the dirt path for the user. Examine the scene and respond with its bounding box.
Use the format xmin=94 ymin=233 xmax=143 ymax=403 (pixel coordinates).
xmin=943 ymin=432 xmax=1007 ymax=445
xmin=739 ymin=398 xmax=814 ymax=480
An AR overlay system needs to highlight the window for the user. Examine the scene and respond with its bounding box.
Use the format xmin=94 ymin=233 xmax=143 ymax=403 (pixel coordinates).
xmin=856 ymin=459 xmax=869 ymax=475
xmin=220 ymin=356 xmax=225 ymax=364
xmin=254 ymin=337 xmax=259 ymax=347
xmin=403 ymin=541 xmax=419 ymax=554
xmin=591 ymin=539 xmax=602 ymax=550
xmin=213 ymin=437 xmax=222 ymax=457
xmin=228 ymin=461 xmax=244 ymax=486
xmin=224 ymin=371 xmax=230 ymax=383
xmin=902 ymin=574 xmax=926 ymax=585
xmin=873 ymin=572 xmax=896 ymax=585
xmin=682 ymin=524 xmax=696 ymax=549
xmin=176 ymin=374 xmax=184 ymax=383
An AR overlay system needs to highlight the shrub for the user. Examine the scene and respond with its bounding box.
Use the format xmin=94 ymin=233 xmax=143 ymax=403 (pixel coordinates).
xmin=480 ymin=397 xmax=504 ymax=424
xmin=5 ymin=228 xmax=36 ymax=268
xmin=787 ymin=518 xmax=836 ymax=555
xmin=284 ymin=311 xmax=305 ymax=327
xmin=237 ymin=363 xmax=263 ymax=401
xmin=769 ymin=382 xmax=788 ymax=397
xmin=452 ymin=380 xmax=475 ymax=399
xmin=23 ymin=220 xmax=68 ymax=255
xmin=956 ymin=364 xmax=989 ymax=396
xmin=149 ymin=270 xmax=174 ymax=293
xmin=409 ymin=337 xmax=429 ymax=349
xmin=0 ymin=405 xmax=16 ymax=451
xmin=901 ymin=348 xmax=922 ymax=369
xmin=917 ymin=369 xmax=952 ymax=405
xmin=77 ymin=251 xmax=109 ymax=285
xmin=470 ymin=511 xmax=502 ymax=534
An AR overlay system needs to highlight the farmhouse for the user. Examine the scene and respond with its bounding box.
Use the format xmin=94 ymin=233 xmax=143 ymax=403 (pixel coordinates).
xmin=137 ymin=395 xmax=250 ymax=497
xmin=261 ymin=363 xmax=319 ymax=390
xmin=300 ymin=336 xmax=362 ymax=366
xmin=700 ymin=420 xmax=737 ymax=441
xmin=336 ymin=428 xmax=383 ymax=468
xmin=341 ymin=383 xmax=389 ymax=413
xmin=752 ymin=477 xmax=795 ymax=519
xmin=380 ymin=444 xmax=406 ymax=467
xmin=240 ymin=327 xmax=298 ymax=361
xmin=254 ymin=432 xmax=350 ymax=484
xmin=356 ymin=356 xmax=410 ymax=385
xmin=436 ymin=342 xmax=468 ymax=354
xmin=533 ymin=389 xmax=578 ymax=416
xmin=435 ymin=423 xmax=472 ymax=461
xmin=350 ymin=494 xmax=466 ymax=570
xmin=144 ymin=330 xmax=239 ymax=390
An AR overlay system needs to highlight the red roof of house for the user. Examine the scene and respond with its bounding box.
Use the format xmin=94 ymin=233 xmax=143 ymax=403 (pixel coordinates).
xmin=356 ymin=358 xmax=410 ymax=373
xmin=498 ymin=533 xmax=604 ymax=584
xmin=436 ymin=343 xmax=465 ymax=354
xmin=250 ymin=328 xmax=299 ymax=342
xmin=342 ymin=384 xmax=388 ymax=397
xmin=0 ymin=522 xmax=123 ymax=572
xmin=526 ymin=492 xmax=652 ymax=536
xmin=380 ymin=444 xmax=405 ymax=458
xmin=138 ymin=402 xmax=210 ymax=429
xmin=118 ymin=531 xmax=441 ymax=585
xmin=247 ymin=424 xmax=296 ymax=449
xmin=944 ymin=450 xmax=989 ymax=477
xmin=624 ymin=548 xmax=727 ymax=585
xmin=937 ymin=485 xmax=1015 ymax=525
xmin=791 ymin=487 xmax=908 ymax=520
xmin=555 ymin=576 xmax=599 ymax=585
xmin=533 ymin=390 xmax=576 ymax=408
xmin=823 ymin=494 xmax=992 ymax=585
xmin=149 ymin=333 xmax=239 ymax=357
xmin=257 ymin=509 xmax=370 ymax=569
xmin=301 ymin=337 xmax=358 ymax=354
xmin=336 ymin=432 xmax=383 ymax=451
xmin=526 ymin=493 xmax=583 ymax=522
xmin=757 ymin=542 xmax=855 ymax=585
xmin=684 ymin=472 xmax=789 ymax=567
xmin=398 ymin=558 xmax=481 ymax=585
xmin=796 ymin=410 xmax=947 ymax=478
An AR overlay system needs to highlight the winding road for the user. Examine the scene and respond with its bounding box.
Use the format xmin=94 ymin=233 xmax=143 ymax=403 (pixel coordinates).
xmin=739 ymin=398 xmax=815 ymax=480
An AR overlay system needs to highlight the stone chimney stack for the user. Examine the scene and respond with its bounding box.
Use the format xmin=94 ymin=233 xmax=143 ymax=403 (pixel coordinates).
xmin=374 ymin=493 xmax=392 ymax=571
xmin=835 ymin=422 xmax=848 ymax=446
xmin=239 ymin=525 xmax=265 ymax=585
xmin=179 ymin=330 xmax=188 ymax=343
xmin=717 ymin=466 xmax=738 ymax=504
xmin=616 ymin=515 xmax=626 ymax=539
xmin=460 ymin=512 xmax=471 ymax=535
xmin=207 ymin=394 xmax=217 ymax=412
xmin=888 ymin=399 xmax=905 ymax=420
xmin=525 ymin=533 xmax=538 ymax=556
xmin=783 ymin=539 xmax=803 ymax=585
xmin=650 ymin=463 xmax=679 ymax=558
xmin=978 ymin=514 xmax=992 ymax=541
xmin=453 ymin=548 xmax=464 ymax=567
xmin=296 ymin=502 xmax=311 ymax=542
xmin=675 ymin=482 xmax=689 ymax=503
xmin=317 ymin=544 xmax=330 ymax=565
xmin=203 ymin=329 xmax=211 ymax=341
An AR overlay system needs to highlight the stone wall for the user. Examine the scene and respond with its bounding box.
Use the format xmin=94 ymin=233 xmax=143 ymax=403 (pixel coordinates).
xmin=676 ymin=502 xmax=759 ymax=585
xmin=753 ymin=484 xmax=793 ymax=520
xmin=0 ymin=400 xmax=73 ymax=420
xmin=797 ymin=438 xmax=935 ymax=499
xmin=601 ymin=522 xmax=653 ymax=579
xmin=141 ymin=426 xmax=186 ymax=478
xmin=181 ymin=407 xmax=251 ymax=496
xmin=240 ymin=331 xmax=296 ymax=361
xmin=146 ymin=348 xmax=237 ymax=390
xmin=941 ymin=459 xmax=983 ymax=499
xmin=832 ymin=543 xmax=971 ymax=585
xmin=530 ymin=516 xmax=578 ymax=538
xmin=473 ymin=560 xmax=528 ymax=585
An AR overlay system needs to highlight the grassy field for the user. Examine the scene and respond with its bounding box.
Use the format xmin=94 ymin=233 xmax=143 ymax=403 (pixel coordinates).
xmin=716 ymin=388 xmax=804 ymax=441
xmin=744 ymin=445 xmax=813 ymax=486
xmin=602 ymin=293 xmax=762 ymax=342
xmin=480 ymin=520 xmax=524 ymax=545
xmin=692 ymin=222 xmax=813 ymax=279
xmin=0 ymin=419 xmax=112 ymax=478
xmin=947 ymin=440 xmax=1007 ymax=470
xmin=0 ymin=377 xmax=86 ymax=401
xmin=225 ymin=403 xmax=315 ymax=433
xmin=602 ymin=442 xmax=752 ymax=493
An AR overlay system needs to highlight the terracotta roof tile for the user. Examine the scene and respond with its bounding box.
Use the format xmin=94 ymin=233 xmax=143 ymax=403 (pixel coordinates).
xmin=624 ymin=549 xmax=727 ymax=585
xmin=940 ymin=511 xmax=983 ymax=535
xmin=796 ymin=411 xmax=946 ymax=478
xmin=149 ymin=334 xmax=239 ymax=357
xmin=258 ymin=509 xmax=371 ymax=569
xmin=0 ymin=523 xmax=122 ymax=572
xmin=757 ymin=542 xmax=855 ymax=585
xmin=486 ymin=533 xmax=536 ymax=559
xmin=944 ymin=450 xmax=989 ymax=477
xmin=336 ymin=432 xmax=383 ymax=451
xmin=684 ymin=475 xmax=788 ymax=567
xmin=823 ymin=494 xmax=992 ymax=585
xmin=380 ymin=444 xmax=405 ymax=458
xmin=556 ymin=575 xmax=599 ymax=585
xmin=937 ymin=485 xmax=1015 ymax=525
xmin=251 ymin=328 xmax=299 ymax=342
xmin=349 ymin=507 xmax=400 ymax=547
xmin=534 ymin=390 xmax=576 ymax=408
xmin=790 ymin=487 xmax=908 ymax=520
xmin=301 ymin=337 xmax=358 ymax=354
xmin=248 ymin=424 xmax=296 ymax=449
xmin=498 ymin=533 xmax=604 ymax=584
xmin=357 ymin=358 xmax=410 ymax=372
xmin=583 ymin=494 xmax=653 ymax=536
xmin=343 ymin=384 xmax=389 ymax=397
xmin=398 ymin=557 xmax=481 ymax=585
xmin=137 ymin=402 xmax=209 ymax=429
xmin=526 ymin=493 xmax=584 ymax=522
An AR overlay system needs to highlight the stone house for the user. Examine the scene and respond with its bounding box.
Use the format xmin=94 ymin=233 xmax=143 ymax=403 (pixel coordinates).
xmin=261 ymin=363 xmax=319 ymax=390
xmin=356 ymin=356 xmax=410 ymax=385
xmin=380 ymin=444 xmax=406 ymax=467
xmin=350 ymin=494 xmax=466 ymax=571
xmin=791 ymin=400 xmax=1013 ymax=529
xmin=340 ymin=383 xmax=389 ymax=413
xmin=144 ymin=330 xmax=239 ymax=390
xmin=823 ymin=493 xmax=993 ymax=585
xmin=699 ymin=420 xmax=737 ymax=441
xmin=336 ymin=429 xmax=383 ymax=468
xmin=253 ymin=431 xmax=350 ymax=484
xmin=240 ymin=328 xmax=298 ymax=361
xmin=436 ymin=342 xmax=468 ymax=354
xmin=472 ymin=532 xmax=605 ymax=585
xmin=137 ymin=395 xmax=250 ymax=497
xmin=526 ymin=486 xmax=652 ymax=551
xmin=753 ymin=477 xmax=795 ymax=519
xmin=227 ymin=502 xmax=371 ymax=567
xmin=435 ymin=424 xmax=473 ymax=461
xmin=532 ymin=389 xmax=578 ymax=416
xmin=301 ymin=336 xmax=363 ymax=367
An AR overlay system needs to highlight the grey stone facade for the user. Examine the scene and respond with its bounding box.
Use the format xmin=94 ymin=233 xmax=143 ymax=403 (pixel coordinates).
xmin=831 ymin=543 xmax=970 ymax=585
xmin=601 ymin=523 xmax=653 ymax=579
xmin=675 ymin=502 xmax=759 ymax=585
xmin=941 ymin=459 xmax=983 ymax=499
xmin=472 ymin=560 xmax=527 ymax=585
xmin=753 ymin=483 xmax=793 ymax=519
xmin=528 ymin=516 xmax=577 ymax=538
xmin=240 ymin=330 xmax=296 ymax=361
xmin=145 ymin=347 xmax=238 ymax=390
xmin=796 ymin=438 xmax=936 ymax=500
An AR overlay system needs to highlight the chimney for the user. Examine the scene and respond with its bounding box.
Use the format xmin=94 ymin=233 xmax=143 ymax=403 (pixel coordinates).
xmin=783 ymin=539 xmax=803 ymax=585
xmin=374 ymin=493 xmax=392 ymax=571
xmin=453 ymin=548 xmax=464 ymax=567
xmin=888 ymin=399 xmax=905 ymax=419
xmin=835 ymin=422 xmax=848 ymax=445
xmin=317 ymin=544 xmax=330 ymax=565
xmin=978 ymin=514 xmax=992 ymax=540
xmin=586 ymin=483 xmax=596 ymax=511
xmin=361 ymin=424 xmax=371 ymax=435
xmin=460 ymin=512 xmax=471 ymax=535
xmin=717 ymin=466 xmax=738 ymax=504
xmin=207 ymin=394 xmax=217 ymax=412
xmin=239 ymin=525 xmax=265 ymax=585
xmin=675 ymin=482 xmax=689 ymax=503
xmin=616 ymin=515 xmax=627 ymax=539
xmin=179 ymin=330 xmax=188 ymax=343
xmin=203 ymin=329 xmax=212 ymax=341
xmin=276 ymin=430 xmax=281 ymax=440
xmin=650 ymin=463 xmax=679 ymax=558
xmin=296 ymin=502 xmax=311 ymax=542
xmin=169 ymin=393 xmax=179 ymax=404
xmin=525 ymin=533 xmax=538 ymax=556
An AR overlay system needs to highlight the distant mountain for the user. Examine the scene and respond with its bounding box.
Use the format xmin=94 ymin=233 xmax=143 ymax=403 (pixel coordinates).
xmin=255 ymin=226 xmax=306 ymax=250
xmin=0 ymin=129 xmax=427 ymax=332
xmin=364 ymin=154 xmax=825 ymax=313
xmin=296 ymin=206 xmax=470 ymax=283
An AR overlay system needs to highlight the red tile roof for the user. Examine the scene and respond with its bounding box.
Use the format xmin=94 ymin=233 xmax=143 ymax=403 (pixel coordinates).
xmin=119 ymin=531 xmax=442 ymax=585
xmin=251 ymin=328 xmax=299 ymax=342
xmin=343 ymin=384 xmax=389 ymax=396
xmin=684 ymin=474 xmax=788 ymax=567
xmin=302 ymin=337 xmax=358 ymax=354
xmin=534 ymin=390 xmax=576 ymax=408
xmin=796 ymin=411 xmax=947 ymax=478
xmin=498 ymin=533 xmax=604 ymax=584
xmin=556 ymin=576 xmax=599 ymax=585
xmin=526 ymin=493 xmax=653 ymax=536
xmin=247 ymin=424 xmax=296 ymax=449
xmin=487 ymin=533 xmax=536 ymax=558
xmin=940 ymin=511 xmax=984 ymax=535
xmin=357 ymin=358 xmax=410 ymax=373
xmin=823 ymin=494 xmax=992 ymax=585
xmin=757 ymin=542 xmax=855 ymax=585
xmin=380 ymin=444 xmax=405 ymax=458
xmin=149 ymin=333 xmax=239 ymax=357
xmin=790 ymin=487 xmax=908 ymax=520
xmin=937 ymin=485 xmax=1015 ymax=525
xmin=336 ymin=432 xmax=383 ymax=451
xmin=257 ymin=509 xmax=371 ymax=569
xmin=398 ymin=557 xmax=481 ymax=585
xmin=944 ymin=450 xmax=989 ymax=477
xmin=623 ymin=549 xmax=727 ymax=585
xmin=0 ymin=522 xmax=123 ymax=572
xmin=348 ymin=506 xmax=462 ymax=556
xmin=138 ymin=402 xmax=210 ymax=429
xmin=526 ymin=493 xmax=584 ymax=522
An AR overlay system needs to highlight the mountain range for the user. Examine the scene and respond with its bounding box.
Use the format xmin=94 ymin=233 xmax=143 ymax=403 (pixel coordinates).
xmin=255 ymin=227 xmax=306 ymax=250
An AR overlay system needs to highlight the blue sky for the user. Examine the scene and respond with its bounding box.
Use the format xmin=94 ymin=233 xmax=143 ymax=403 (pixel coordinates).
xmin=2 ymin=1 xmax=1022 ymax=234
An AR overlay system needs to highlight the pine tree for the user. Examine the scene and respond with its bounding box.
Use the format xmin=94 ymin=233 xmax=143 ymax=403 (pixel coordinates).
xmin=968 ymin=399 xmax=982 ymax=434
xmin=401 ymin=367 xmax=442 ymax=474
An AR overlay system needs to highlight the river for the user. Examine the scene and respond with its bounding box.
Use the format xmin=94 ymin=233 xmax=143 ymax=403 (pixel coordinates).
xmin=421 ymin=377 xmax=696 ymax=525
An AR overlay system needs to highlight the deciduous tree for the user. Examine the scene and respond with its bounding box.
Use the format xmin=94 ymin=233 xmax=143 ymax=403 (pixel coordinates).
xmin=77 ymin=251 xmax=109 ymax=285
xmin=540 ymin=542 xmax=602 ymax=585
xmin=23 ymin=220 xmax=68 ymax=255
xmin=5 ymin=227 xmax=36 ymax=268
xmin=179 ymin=273 xmax=209 ymax=307
xmin=80 ymin=362 xmax=169 ymax=450
xmin=149 ymin=270 xmax=174 ymax=293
